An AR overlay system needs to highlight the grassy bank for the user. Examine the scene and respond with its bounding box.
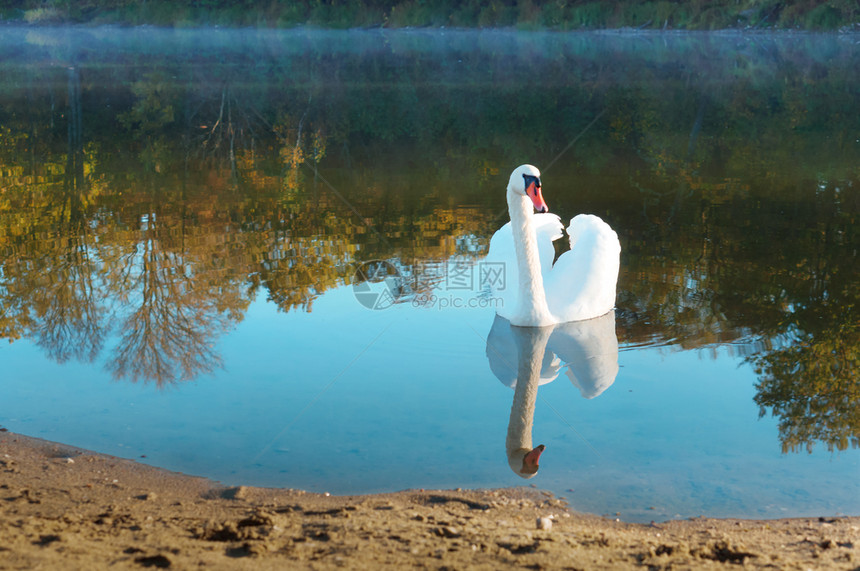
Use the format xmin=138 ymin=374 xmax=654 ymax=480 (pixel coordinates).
xmin=2 ymin=0 xmax=858 ymax=30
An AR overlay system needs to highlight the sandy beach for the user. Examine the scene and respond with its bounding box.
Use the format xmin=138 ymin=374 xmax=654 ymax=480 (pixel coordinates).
xmin=1 ymin=431 xmax=857 ymax=570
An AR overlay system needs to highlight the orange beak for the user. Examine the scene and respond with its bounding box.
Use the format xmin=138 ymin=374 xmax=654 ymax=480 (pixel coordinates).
xmin=524 ymin=444 xmax=545 ymax=471
xmin=527 ymin=181 xmax=548 ymax=213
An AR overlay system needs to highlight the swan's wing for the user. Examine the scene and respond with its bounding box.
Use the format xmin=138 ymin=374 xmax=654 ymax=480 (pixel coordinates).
xmin=533 ymin=213 xmax=565 ymax=236
xmin=486 ymin=214 xmax=563 ymax=321
xmin=533 ymin=213 xmax=565 ymax=271
xmin=485 ymin=222 xmax=519 ymax=316
xmin=546 ymin=310 xmax=619 ymax=399
xmin=485 ymin=314 xmax=519 ymax=387
xmin=485 ymin=314 xmax=561 ymax=387
xmin=544 ymin=214 xmax=621 ymax=323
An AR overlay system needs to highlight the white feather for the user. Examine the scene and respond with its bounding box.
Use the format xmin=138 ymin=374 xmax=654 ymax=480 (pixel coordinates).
xmin=485 ymin=165 xmax=621 ymax=326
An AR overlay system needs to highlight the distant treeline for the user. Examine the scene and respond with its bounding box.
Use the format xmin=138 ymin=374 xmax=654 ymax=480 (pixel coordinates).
xmin=1 ymin=0 xmax=858 ymax=30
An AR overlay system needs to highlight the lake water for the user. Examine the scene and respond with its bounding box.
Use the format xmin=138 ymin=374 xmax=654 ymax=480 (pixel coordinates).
xmin=0 ymin=27 xmax=858 ymax=523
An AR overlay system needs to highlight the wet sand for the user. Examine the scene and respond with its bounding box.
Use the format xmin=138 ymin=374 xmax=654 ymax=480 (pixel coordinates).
xmin=1 ymin=432 xmax=857 ymax=570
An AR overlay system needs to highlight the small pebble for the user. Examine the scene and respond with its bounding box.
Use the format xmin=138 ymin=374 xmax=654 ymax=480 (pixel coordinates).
xmin=537 ymin=517 xmax=553 ymax=531
xmin=439 ymin=526 xmax=461 ymax=538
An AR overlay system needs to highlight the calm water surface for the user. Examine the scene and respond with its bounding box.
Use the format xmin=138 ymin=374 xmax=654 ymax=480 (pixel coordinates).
xmin=0 ymin=27 xmax=857 ymax=523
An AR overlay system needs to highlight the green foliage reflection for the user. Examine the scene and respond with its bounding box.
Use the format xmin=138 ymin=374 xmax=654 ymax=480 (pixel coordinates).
xmin=0 ymin=31 xmax=857 ymax=455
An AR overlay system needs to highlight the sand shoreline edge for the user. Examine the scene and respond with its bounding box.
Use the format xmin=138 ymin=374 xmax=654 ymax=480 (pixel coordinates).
xmin=1 ymin=431 xmax=857 ymax=570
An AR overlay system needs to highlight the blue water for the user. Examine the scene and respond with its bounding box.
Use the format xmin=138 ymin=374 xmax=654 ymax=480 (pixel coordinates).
xmin=1 ymin=27 xmax=857 ymax=524
xmin=3 ymin=282 xmax=857 ymax=523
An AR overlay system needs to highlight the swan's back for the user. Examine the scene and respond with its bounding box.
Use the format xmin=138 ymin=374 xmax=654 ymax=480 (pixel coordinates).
xmin=486 ymin=212 xmax=619 ymax=324
xmin=544 ymin=214 xmax=620 ymax=323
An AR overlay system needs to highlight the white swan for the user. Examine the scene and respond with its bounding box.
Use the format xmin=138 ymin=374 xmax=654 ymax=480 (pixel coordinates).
xmin=504 ymin=324 xmax=551 ymax=478
xmin=486 ymin=311 xmax=620 ymax=398
xmin=485 ymin=164 xmax=621 ymax=327
xmin=489 ymin=312 xmax=619 ymax=478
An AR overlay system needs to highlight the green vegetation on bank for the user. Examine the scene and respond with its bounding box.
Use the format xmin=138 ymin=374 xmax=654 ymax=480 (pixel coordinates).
xmin=1 ymin=0 xmax=858 ymax=30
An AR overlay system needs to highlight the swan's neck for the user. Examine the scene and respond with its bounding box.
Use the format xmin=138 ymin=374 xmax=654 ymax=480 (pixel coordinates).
xmin=506 ymin=325 xmax=551 ymax=477
xmin=506 ymin=188 xmax=551 ymax=325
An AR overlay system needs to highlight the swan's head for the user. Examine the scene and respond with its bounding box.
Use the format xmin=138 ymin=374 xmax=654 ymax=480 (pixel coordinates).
xmin=508 ymin=444 xmax=545 ymax=478
xmin=508 ymin=164 xmax=547 ymax=213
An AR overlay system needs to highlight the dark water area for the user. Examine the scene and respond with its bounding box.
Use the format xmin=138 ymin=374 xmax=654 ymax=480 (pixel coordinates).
xmin=0 ymin=27 xmax=857 ymax=522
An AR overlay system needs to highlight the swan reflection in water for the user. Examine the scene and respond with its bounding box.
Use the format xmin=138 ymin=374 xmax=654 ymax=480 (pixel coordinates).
xmin=485 ymin=310 xmax=619 ymax=478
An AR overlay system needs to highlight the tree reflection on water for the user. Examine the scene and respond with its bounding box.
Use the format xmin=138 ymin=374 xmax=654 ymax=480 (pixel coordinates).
xmin=0 ymin=29 xmax=856 ymax=454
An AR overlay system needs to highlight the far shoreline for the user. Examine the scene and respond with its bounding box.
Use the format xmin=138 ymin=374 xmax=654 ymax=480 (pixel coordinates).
xmin=2 ymin=19 xmax=859 ymax=34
